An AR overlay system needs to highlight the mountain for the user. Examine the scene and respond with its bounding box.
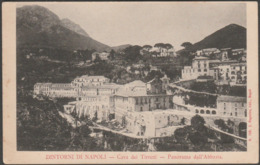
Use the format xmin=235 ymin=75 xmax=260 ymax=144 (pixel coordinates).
xmin=177 ymin=24 xmax=246 ymax=53
xmin=17 ymin=5 xmax=111 ymax=52
xmin=60 ymin=18 xmax=89 ymax=37
xmin=112 ymin=44 xmax=132 ymax=52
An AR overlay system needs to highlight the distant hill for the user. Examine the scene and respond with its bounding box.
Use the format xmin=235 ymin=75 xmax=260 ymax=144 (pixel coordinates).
xmin=17 ymin=5 xmax=111 ymax=52
xmin=60 ymin=18 xmax=89 ymax=37
xmin=112 ymin=44 xmax=132 ymax=52
xmin=177 ymin=24 xmax=246 ymax=53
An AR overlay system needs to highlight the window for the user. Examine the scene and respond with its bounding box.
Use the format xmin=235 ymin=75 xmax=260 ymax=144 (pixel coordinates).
xmin=204 ymin=69 xmax=207 ymax=72
xmin=198 ymin=69 xmax=201 ymax=72
xmin=212 ymin=111 xmax=216 ymax=115
xmin=200 ymin=110 xmax=205 ymax=114
xmin=206 ymin=110 xmax=210 ymax=114
xmin=235 ymin=112 xmax=238 ymax=116
xmin=242 ymin=103 xmax=244 ymax=107
xmin=195 ymin=109 xmax=199 ymax=113
xmin=140 ymin=107 xmax=143 ymax=112
xmin=135 ymin=98 xmax=139 ymax=105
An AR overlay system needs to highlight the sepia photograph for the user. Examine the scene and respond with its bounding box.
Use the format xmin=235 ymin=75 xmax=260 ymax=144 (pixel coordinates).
xmin=2 ymin=1 xmax=259 ymax=164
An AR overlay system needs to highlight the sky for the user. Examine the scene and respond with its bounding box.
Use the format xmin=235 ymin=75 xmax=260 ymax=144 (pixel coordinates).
xmin=17 ymin=2 xmax=246 ymax=50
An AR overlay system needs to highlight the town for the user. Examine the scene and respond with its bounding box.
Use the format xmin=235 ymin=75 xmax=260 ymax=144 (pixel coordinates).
xmin=16 ymin=4 xmax=248 ymax=152
xmin=33 ymin=46 xmax=247 ymax=149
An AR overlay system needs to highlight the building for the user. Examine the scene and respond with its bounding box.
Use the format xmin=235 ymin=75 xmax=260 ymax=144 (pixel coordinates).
xmin=34 ymin=83 xmax=76 ymax=98
xmin=217 ymin=95 xmax=247 ymax=118
xmin=73 ymin=95 xmax=115 ymax=121
xmin=147 ymin=76 xmax=169 ymax=94
xmin=34 ymin=75 xmax=111 ymax=97
xmin=126 ymin=110 xmax=189 ymax=137
xmin=181 ymin=49 xmax=247 ymax=84
xmin=99 ymin=52 xmax=110 ymax=60
xmin=196 ymin=48 xmax=220 ymax=56
xmin=79 ymin=83 xmax=122 ymax=97
xmin=182 ymin=56 xmax=210 ymax=80
xmin=64 ymin=83 xmax=122 ymax=120
xmin=72 ymin=75 xmax=110 ymax=87
xmin=230 ymin=63 xmax=247 ymax=85
xmin=49 ymin=83 xmax=77 ymax=98
xmin=232 ymin=48 xmax=246 ymax=56
xmin=149 ymin=47 xmax=175 ymax=57
xmin=34 ymin=83 xmax=52 ymax=96
xmin=114 ymin=79 xmax=173 ymax=126
xmin=92 ymin=52 xmax=110 ymax=61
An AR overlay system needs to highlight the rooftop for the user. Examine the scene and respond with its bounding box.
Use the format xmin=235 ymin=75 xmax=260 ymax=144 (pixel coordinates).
xmin=202 ymin=48 xmax=219 ymax=52
xmin=232 ymin=48 xmax=245 ymax=51
xmin=132 ymin=109 xmax=193 ymax=117
xmin=230 ymin=63 xmax=246 ymax=66
xmin=217 ymin=95 xmax=246 ymax=102
xmin=81 ymin=83 xmax=122 ymax=89
xmin=126 ymin=80 xmax=146 ymax=87
xmin=193 ymin=56 xmax=209 ymax=60
xmin=209 ymin=60 xmax=238 ymax=64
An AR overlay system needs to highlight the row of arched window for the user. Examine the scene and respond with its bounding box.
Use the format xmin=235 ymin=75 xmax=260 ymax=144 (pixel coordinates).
xmin=195 ymin=109 xmax=216 ymax=115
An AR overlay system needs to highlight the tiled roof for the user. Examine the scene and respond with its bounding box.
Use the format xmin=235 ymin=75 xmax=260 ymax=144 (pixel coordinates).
xmin=127 ymin=80 xmax=146 ymax=87
xmin=230 ymin=63 xmax=246 ymax=66
xmin=217 ymin=95 xmax=246 ymax=102
xmin=193 ymin=56 xmax=209 ymax=60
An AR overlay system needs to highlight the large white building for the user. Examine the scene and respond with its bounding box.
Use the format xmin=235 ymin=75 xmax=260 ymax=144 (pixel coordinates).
xmin=34 ymin=75 xmax=111 ymax=98
xmin=217 ymin=95 xmax=247 ymax=118
xmin=196 ymin=48 xmax=220 ymax=56
xmin=148 ymin=47 xmax=175 ymax=57
xmin=181 ymin=50 xmax=247 ymax=86
xmin=181 ymin=56 xmax=210 ymax=80
xmin=72 ymin=75 xmax=110 ymax=87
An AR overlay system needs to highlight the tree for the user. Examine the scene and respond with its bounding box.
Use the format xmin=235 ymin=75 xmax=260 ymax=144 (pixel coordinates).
xmin=63 ymin=50 xmax=74 ymax=69
xmin=165 ymin=43 xmax=173 ymax=50
xmin=94 ymin=54 xmax=102 ymax=63
xmin=227 ymin=119 xmax=235 ymax=127
xmin=123 ymin=45 xmax=142 ymax=62
xmin=181 ymin=42 xmax=193 ymax=49
xmin=214 ymin=119 xmax=227 ymax=130
xmin=154 ymin=43 xmax=165 ymax=48
xmin=92 ymin=111 xmax=98 ymax=122
xmin=109 ymin=49 xmax=116 ymax=60
xmin=82 ymin=49 xmax=95 ymax=63
xmin=17 ymin=96 xmax=73 ymax=151
xmin=188 ymin=131 xmax=208 ymax=150
xmin=143 ymin=45 xmax=152 ymax=50
xmin=190 ymin=115 xmax=206 ymax=131
xmin=174 ymin=127 xmax=188 ymax=143
xmin=180 ymin=117 xmax=186 ymax=125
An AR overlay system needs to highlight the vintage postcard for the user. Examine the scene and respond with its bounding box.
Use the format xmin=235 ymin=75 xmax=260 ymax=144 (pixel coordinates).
xmin=2 ymin=1 xmax=259 ymax=164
